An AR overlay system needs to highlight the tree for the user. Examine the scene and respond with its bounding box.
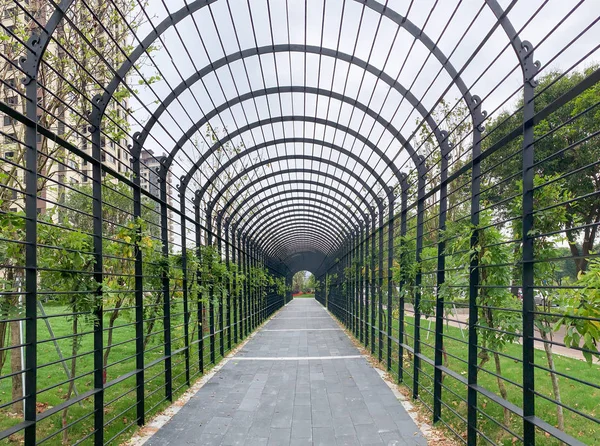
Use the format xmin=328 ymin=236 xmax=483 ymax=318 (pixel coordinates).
xmin=292 ymin=271 xmax=306 ymax=294
xmin=0 ymin=2 xmax=155 ymax=424
xmin=0 ymin=0 xmax=156 ymax=214
xmin=483 ymin=67 xmax=600 ymax=275
xmin=444 ymin=210 xmax=521 ymax=428
xmin=37 ymin=222 xmax=97 ymax=444
xmin=509 ymin=174 xmax=572 ymax=431
xmin=307 ymin=273 xmax=316 ymax=292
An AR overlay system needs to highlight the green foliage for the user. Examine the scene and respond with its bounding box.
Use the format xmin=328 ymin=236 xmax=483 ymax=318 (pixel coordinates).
xmin=38 ymin=224 xmax=98 ymax=316
xmin=556 ymin=256 xmax=600 ymax=365
xmin=197 ymin=245 xmax=231 ymax=304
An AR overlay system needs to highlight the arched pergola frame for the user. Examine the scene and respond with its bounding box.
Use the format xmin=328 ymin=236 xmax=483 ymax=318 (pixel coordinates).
xmin=7 ymin=0 xmax=585 ymax=444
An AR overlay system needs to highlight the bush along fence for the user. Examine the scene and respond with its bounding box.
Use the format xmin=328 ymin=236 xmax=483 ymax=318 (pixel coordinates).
xmin=316 ymin=67 xmax=600 ymax=446
xmin=0 ymin=181 xmax=289 ymax=444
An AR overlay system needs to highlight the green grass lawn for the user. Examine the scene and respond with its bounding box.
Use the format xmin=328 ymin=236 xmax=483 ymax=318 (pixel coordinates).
xmin=0 ymin=301 xmax=240 ymax=445
xmin=337 ymin=303 xmax=600 ymax=445
xmin=293 ymin=293 xmax=315 ymax=298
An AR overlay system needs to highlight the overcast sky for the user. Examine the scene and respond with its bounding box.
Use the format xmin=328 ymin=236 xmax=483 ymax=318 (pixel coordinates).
xmin=114 ymin=0 xmax=599 ymax=250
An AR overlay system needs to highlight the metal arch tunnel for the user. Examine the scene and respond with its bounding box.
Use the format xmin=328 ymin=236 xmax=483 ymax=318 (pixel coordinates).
xmin=1 ymin=0 xmax=599 ymax=445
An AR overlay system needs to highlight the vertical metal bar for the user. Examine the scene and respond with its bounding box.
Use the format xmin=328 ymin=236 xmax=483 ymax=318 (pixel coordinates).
xmin=434 ymin=135 xmax=450 ymax=422
xmin=90 ymin=98 xmax=105 ymax=444
xmin=249 ymin=240 xmax=254 ymax=329
xmin=225 ymin=219 xmax=232 ymax=351
xmin=216 ymin=212 xmax=224 ymax=359
xmin=348 ymin=236 xmax=353 ymax=332
xmin=378 ymin=200 xmax=385 ymax=363
xmin=130 ymin=138 xmax=144 ymax=428
xmin=239 ymin=231 xmax=244 ymax=337
xmin=206 ymin=208 xmax=216 ymax=365
xmin=194 ymin=196 xmax=204 ymax=374
xmin=398 ymin=176 xmax=408 ymax=384
xmin=232 ymin=226 xmax=238 ymax=344
xmin=364 ymin=215 xmax=370 ymax=348
xmin=177 ymin=183 xmax=191 ymax=387
xmin=387 ymin=190 xmax=395 ymax=372
xmin=160 ymin=174 xmax=172 ymax=401
xmin=348 ymin=239 xmax=352 ymax=328
xmin=467 ymin=97 xmax=485 ymax=445
xmin=350 ymin=234 xmax=355 ymax=334
xmin=354 ymin=230 xmax=362 ymax=339
xmin=245 ymin=237 xmax=250 ymax=332
xmin=360 ymin=222 xmax=365 ymax=344
xmin=22 ymin=48 xmax=39 ymax=446
xmin=522 ymin=76 xmax=537 ymax=446
xmin=242 ymin=233 xmax=248 ymax=337
xmin=252 ymin=241 xmax=256 ymax=328
xmin=371 ymin=206 xmax=377 ymax=356
xmin=257 ymin=248 xmax=269 ymax=323
xmin=413 ymin=163 xmax=425 ymax=400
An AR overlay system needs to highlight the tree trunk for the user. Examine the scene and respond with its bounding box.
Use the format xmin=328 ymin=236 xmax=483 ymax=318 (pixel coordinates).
xmin=10 ymin=320 xmax=23 ymax=414
xmin=0 ymin=321 xmax=8 ymax=375
xmin=103 ymin=299 xmax=123 ymax=383
xmin=143 ymin=292 xmax=164 ymax=350
xmin=493 ymin=352 xmax=511 ymax=428
xmin=62 ymin=316 xmax=78 ymax=445
xmin=540 ymin=328 xmax=565 ymax=430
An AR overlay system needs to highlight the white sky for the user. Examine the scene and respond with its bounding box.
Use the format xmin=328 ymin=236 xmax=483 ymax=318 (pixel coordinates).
xmin=110 ymin=0 xmax=599 ymax=255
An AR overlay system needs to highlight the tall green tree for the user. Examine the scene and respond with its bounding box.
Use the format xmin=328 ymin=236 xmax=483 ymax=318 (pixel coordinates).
xmin=483 ymin=67 xmax=600 ymax=274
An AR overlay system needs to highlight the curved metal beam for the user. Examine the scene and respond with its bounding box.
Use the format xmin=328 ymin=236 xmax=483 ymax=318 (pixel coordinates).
xmin=223 ymin=180 xmax=371 ymax=227
xmin=202 ymin=159 xmax=383 ymax=230
xmin=241 ymin=203 xmax=356 ymax=242
xmin=20 ymin=0 xmax=75 ymax=80
xmin=249 ymin=213 xmax=352 ymax=253
xmin=254 ymin=218 xmax=347 ymax=255
xmin=92 ymin=0 xmax=485 ymax=148
xmin=210 ymin=172 xmax=376 ymax=258
xmin=182 ymin=117 xmax=406 ymax=192
xmin=264 ymin=232 xmax=337 ymax=259
xmin=136 ymin=52 xmax=449 ymax=169
xmin=234 ymin=193 xmax=362 ymax=235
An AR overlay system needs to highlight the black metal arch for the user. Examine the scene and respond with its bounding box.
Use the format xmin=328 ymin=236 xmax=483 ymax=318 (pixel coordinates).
xmin=220 ymin=178 xmax=372 ymax=230
xmin=201 ymin=157 xmax=384 ymax=229
xmin=202 ymin=168 xmax=380 ymax=264
xmin=269 ymin=232 xmax=360 ymax=262
xmin=232 ymin=193 xmax=363 ymax=235
xmin=248 ymin=212 xmax=353 ymax=253
xmin=88 ymin=0 xmax=492 ymax=138
xmin=263 ymin=232 xmax=338 ymax=259
xmin=240 ymin=202 xmax=356 ymax=241
xmin=253 ymin=218 xmax=348 ymax=256
xmin=181 ymin=116 xmax=408 ymax=193
xmin=135 ymin=47 xmax=452 ymax=170
xmin=240 ymin=200 xmax=358 ymax=247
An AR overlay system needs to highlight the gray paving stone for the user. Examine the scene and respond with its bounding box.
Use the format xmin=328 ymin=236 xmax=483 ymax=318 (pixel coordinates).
xmin=268 ymin=428 xmax=291 ymax=445
xmin=336 ymin=434 xmax=361 ymax=446
xmin=355 ymin=423 xmax=383 ymax=445
xmin=291 ymin=419 xmax=312 ymax=439
xmin=292 ymin=405 xmax=312 ymax=421
xmin=144 ymin=300 xmax=427 ymax=446
xmin=313 ymin=426 xmax=336 ymax=446
xmin=244 ymin=437 xmax=268 ymax=446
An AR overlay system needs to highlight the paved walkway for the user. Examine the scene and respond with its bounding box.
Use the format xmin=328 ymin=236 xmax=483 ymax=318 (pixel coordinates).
xmin=145 ymin=299 xmax=427 ymax=446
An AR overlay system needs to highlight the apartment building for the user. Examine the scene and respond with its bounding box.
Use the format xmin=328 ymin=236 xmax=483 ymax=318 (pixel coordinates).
xmin=140 ymin=148 xmax=175 ymax=243
xmin=1 ymin=1 xmax=132 ymax=215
